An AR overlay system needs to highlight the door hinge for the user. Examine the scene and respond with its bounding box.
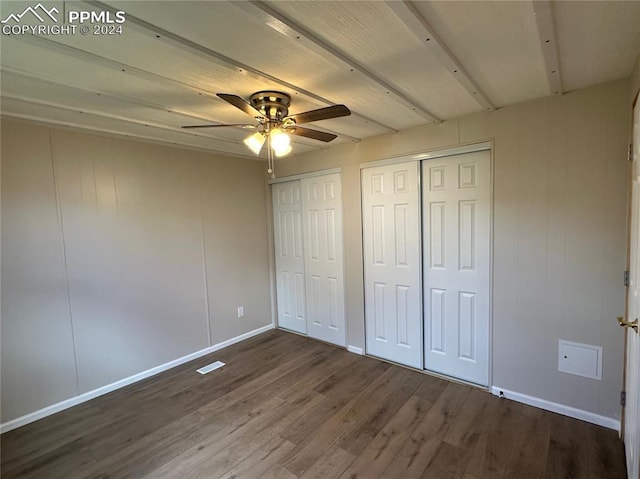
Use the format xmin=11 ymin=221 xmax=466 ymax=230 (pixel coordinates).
xmin=621 ymin=390 xmax=626 ymax=407
xmin=629 ymin=144 xmax=634 ymax=162
xmin=624 ymin=270 xmax=630 ymax=287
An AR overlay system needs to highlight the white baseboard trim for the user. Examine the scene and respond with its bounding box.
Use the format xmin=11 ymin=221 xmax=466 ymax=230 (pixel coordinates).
xmin=347 ymin=345 xmax=364 ymax=355
xmin=491 ymin=386 xmax=620 ymax=431
xmin=0 ymin=324 xmax=274 ymax=434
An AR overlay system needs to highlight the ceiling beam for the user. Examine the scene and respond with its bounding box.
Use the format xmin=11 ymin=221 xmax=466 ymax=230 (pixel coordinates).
xmin=1 ymin=64 xmax=245 ymax=139
xmin=2 ymin=68 xmax=249 ymax=145
xmin=11 ymin=34 xmax=235 ymax=121
xmin=385 ymin=0 xmax=495 ymax=112
xmin=2 ymin=96 xmax=328 ymax=159
xmin=7 ymin=35 xmax=357 ymax=144
xmin=2 ymin=112 xmax=257 ymax=158
xmin=89 ymin=0 xmax=395 ymax=134
xmin=1 ymin=87 xmax=330 ymax=156
xmin=531 ymin=1 xmax=563 ymax=96
xmin=13 ymin=31 xmax=217 ymax=94
xmin=233 ymin=1 xmax=441 ymax=123
xmin=0 ymin=97 xmax=258 ymax=158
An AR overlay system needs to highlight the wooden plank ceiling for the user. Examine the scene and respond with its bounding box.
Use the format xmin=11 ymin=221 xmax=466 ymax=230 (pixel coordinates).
xmin=1 ymin=0 xmax=639 ymax=159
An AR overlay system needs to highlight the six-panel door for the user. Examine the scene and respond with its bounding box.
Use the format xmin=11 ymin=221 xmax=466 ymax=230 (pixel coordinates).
xmin=272 ymin=181 xmax=307 ymax=334
xmin=301 ymin=174 xmax=346 ymax=346
xmin=623 ymin=96 xmax=640 ymax=479
xmin=278 ymin=157 xmax=491 ymax=384
xmin=272 ymin=174 xmax=346 ymax=347
xmin=362 ymin=162 xmax=423 ymax=368
xmin=422 ymin=151 xmax=491 ymax=386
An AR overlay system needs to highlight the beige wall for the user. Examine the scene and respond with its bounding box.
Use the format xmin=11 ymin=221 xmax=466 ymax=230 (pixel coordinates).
xmin=277 ymin=79 xmax=631 ymax=421
xmin=0 ymin=120 xmax=272 ymax=423
xmin=631 ymin=53 xmax=640 ymax=102
xmin=1 ymin=77 xmax=632 ymax=425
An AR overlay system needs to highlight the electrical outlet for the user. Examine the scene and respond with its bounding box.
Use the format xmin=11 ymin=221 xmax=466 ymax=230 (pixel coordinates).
xmin=237 ymin=306 xmax=244 ymax=318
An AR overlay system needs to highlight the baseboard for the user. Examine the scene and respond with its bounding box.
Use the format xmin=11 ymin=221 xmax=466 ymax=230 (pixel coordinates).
xmin=0 ymin=324 xmax=274 ymax=434
xmin=491 ymin=386 xmax=620 ymax=431
xmin=347 ymin=345 xmax=364 ymax=355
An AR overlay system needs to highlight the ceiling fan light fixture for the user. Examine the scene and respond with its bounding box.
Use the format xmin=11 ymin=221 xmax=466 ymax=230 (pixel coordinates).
xmin=243 ymin=131 xmax=265 ymax=155
xmin=199 ymin=92 xmax=350 ymax=172
xmin=274 ymin=144 xmax=293 ymax=158
xmin=270 ymin=127 xmax=290 ymax=150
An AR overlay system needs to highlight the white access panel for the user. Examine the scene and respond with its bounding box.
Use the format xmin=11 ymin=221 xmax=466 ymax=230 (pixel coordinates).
xmin=301 ymin=174 xmax=346 ymax=346
xmin=362 ymin=161 xmax=422 ymax=368
xmin=558 ymin=340 xmax=602 ymax=380
xmin=422 ymin=150 xmax=491 ymax=386
xmin=272 ymin=181 xmax=307 ymax=334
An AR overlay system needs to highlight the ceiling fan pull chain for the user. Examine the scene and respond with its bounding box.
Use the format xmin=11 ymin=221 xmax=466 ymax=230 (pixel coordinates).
xmin=267 ymin=135 xmax=275 ymax=179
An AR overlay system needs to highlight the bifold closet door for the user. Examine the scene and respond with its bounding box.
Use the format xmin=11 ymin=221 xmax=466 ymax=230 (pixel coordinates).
xmin=362 ymin=162 xmax=422 ymax=368
xmin=272 ymin=181 xmax=307 ymax=334
xmin=301 ymin=174 xmax=346 ymax=346
xmin=422 ymin=150 xmax=491 ymax=386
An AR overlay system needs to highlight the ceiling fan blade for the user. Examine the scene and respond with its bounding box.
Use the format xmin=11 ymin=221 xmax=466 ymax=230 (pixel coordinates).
xmin=286 ymin=105 xmax=351 ymax=125
xmin=289 ymin=126 xmax=338 ymax=142
xmin=217 ymin=93 xmax=266 ymax=120
xmin=181 ymin=123 xmax=256 ymax=129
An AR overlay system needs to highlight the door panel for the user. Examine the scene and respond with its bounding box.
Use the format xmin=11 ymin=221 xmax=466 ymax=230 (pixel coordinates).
xmin=624 ymin=97 xmax=640 ymax=479
xmin=301 ymin=174 xmax=346 ymax=346
xmin=272 ymin=181 xmax=307 ymax=334
xmin=362 ymin=162 xmax=422 ymax=368
xmin=423 ymin=150 xmax=491 ymax=386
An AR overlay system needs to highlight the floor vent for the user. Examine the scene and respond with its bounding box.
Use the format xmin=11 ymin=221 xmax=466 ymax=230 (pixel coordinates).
xmin=196 ymin=361 xmax=225 ymax=375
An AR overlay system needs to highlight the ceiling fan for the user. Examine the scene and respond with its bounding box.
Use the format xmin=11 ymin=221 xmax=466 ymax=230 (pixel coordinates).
xmin=182 ymin=91 xmax=351 ymax=177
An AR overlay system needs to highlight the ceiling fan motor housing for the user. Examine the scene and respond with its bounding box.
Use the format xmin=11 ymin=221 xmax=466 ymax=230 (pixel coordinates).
xmin=250 ymin=91 xmax=291 ymax=120
xmin=184 ymin=91 xmax=346 ymax=144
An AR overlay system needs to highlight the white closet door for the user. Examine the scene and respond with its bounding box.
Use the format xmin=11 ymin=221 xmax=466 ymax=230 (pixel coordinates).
xmin=362 ymin=162 xmax=422 ymax=368
xmin=272 ymin=181 xmax=307 ymax=334
xmin=301 ymin=174 xmax=346 ymax=346
xmin=623 ymin=96 xmax=640 ymax=479
xmin=422 ymin=150 xmax=491 ymax=386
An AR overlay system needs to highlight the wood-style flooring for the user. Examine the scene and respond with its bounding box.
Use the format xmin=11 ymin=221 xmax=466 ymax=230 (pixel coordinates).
xmin=1 ymin=330 xmax=627 ymax=478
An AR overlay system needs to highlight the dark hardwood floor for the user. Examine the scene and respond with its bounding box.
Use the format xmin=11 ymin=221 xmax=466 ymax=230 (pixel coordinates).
xmin=1 ymin=330 xmax=627 ymax=478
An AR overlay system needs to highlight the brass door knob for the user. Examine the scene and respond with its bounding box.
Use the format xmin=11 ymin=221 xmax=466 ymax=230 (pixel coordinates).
xmin=617 ymin=317 xmax=639 ymax=333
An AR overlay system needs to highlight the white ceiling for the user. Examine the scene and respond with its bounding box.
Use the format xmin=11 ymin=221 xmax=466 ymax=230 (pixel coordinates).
xmin=1 ymin=0 xmax=639 ymax=160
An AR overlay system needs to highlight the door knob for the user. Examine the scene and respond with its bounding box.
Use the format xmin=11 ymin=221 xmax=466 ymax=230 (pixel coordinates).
xmin=617 ymin=317 xmax=638 ymax=333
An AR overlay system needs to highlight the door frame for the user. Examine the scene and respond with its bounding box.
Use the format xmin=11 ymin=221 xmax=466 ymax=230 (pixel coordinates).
xmin=267 ymin=168 xmax=347 ymax=344
xmin=269 ymin=167 xmax=342 ymax=184
xmin=359 ymin=140 xmax=495 ymax=388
